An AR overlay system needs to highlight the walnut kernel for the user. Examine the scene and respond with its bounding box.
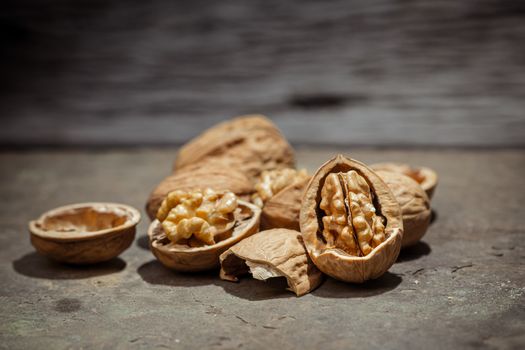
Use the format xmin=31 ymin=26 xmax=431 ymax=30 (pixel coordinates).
xmin=157 ymin=189 xmax=238 ymax=246
xmin=320 ymin=171 xmax=386 ymax=257
xmin=148 ymin=193 xmax=261 ymax=272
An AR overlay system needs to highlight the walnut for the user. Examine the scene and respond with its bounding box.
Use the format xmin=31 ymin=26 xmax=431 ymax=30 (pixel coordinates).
xmin=300 ymin=155 xmax=403 ymax=283
xmin=145 ymin=165 xmax=254 ymax=220
xmin=370 ymin=162 xmax=438 ymax=199
xmin=157 ymin=189 xmax=238 ymax=246
xmin=248 ymin=168 xmax=310 ymax=230
xmin=219 ymin=229 xmax=323 ymax=296
xmin=29 ymin=203 xmax=141 ymax=264
xmin=148 ymin=189 xmax=261 ymax=272
xmin=260 ymin=177 xmax=310 ymax=231
xmin=252 ymin=168 xmax=309 ymax=207
xmin=319 ymin=171 xmax=386 ymax=257
xmin=173 ymin=115 xmax=296 ymax=179
xmin=375 ymin=170 xmax=431 ymax=248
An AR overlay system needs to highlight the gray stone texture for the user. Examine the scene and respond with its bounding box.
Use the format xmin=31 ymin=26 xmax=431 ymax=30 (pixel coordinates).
xmin=0 ymin=148 xmax=524 ymax=349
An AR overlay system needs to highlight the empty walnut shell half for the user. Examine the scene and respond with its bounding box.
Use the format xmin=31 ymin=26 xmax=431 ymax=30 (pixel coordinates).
xmin=219 ymin=229 xmax=323 ymax=296
xmin=29 ymin=203 xmax=140 ymax=264
xmin=300 ymin=155 xmax=403 ymax=283
xmin=375 ymin=170 xmax=431 ymax=248
xmin=173 ymin=115 xmax=296 ymax=179
xmin=146 ymin=166 xmax=254 ymax=220
xmin=148 ymin=200 xmax=261 ymax=272
xmin=370 ymin=162 xmax=438 ymax=200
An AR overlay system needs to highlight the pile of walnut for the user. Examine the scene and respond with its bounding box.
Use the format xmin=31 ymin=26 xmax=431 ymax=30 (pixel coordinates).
xmin=145 ymin=115 xmax=438 ymax=296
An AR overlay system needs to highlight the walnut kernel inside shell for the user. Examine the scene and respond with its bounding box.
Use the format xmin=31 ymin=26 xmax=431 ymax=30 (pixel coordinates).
xmin=300 ymin=155 xmax=403 ymax=283
xmin=319 ymin=170 xmax=386 ymax=257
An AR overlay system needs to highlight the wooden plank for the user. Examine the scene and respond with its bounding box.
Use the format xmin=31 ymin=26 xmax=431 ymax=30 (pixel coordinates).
xmin=1 ymin=1 xmax=524 ymax=146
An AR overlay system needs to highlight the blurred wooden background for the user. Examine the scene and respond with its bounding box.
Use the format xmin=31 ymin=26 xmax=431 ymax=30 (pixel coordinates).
xmin=1 ymin=0 xmax=524 ymax=147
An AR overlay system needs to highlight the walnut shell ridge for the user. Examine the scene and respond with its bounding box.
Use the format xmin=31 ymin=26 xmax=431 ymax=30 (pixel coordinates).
xmin=173 ymin=115 xmax=296 ymax=179
xmin=299 ymin=155 xmax=403 ymax=283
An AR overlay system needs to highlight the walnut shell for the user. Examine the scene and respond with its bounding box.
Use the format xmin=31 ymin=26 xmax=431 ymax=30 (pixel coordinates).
xmin=148 ymin=200 xmax=261 ymax=272
xmin=370 ymin=162 xmax=438 ymax=199
xmin=219 ymin=228 xmax=323 ymax=296
xmin=375 ymin=170 xmax=431 ymax=248
xmin=29 ymin=203 xmax=140 ymax=264
xmin=299 ymin=155 xmax=403 ymax=283
xmin=173 ymin=115 xmax=296 ymax=179
xmin=145 ymin=166 xmax=254 ymax=220
xmin=261 ymin=177 xmax=310 ymax=231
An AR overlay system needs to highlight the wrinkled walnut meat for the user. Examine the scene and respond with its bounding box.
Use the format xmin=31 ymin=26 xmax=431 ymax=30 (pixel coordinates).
xmin=300 ymin=155 xmax=403 ymax=283
xmin=252 ymin=168 xmax=309 ymax=207
xmin=320 ymin=171 xmax=386 ymax=257
xmin=148 ymin=191 xmax=261 ymax=272
xmin=157 ymin=189 xmax=238 ymax=246
xmin=219 ymin=229 xmax=323 ymax=296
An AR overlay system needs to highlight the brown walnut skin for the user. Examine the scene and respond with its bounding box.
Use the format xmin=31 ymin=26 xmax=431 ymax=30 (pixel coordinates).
xmin=148 ymin=200 xmax=261 ymax=272
xmin=375 ymin=170 xmax=431 ymax=248
xmin=261 ymin=177 xmax=310 ymax=231
xmin=370 ymin=162 xmax=438 ymax=200
xmin=300 ymin=155 xmax=403 ymax=283
xmin=29 ymin=203 xmax=140 ymax=264
xmin=173 ymin=115 xmax=296 ymax=179
xmin=146 ymin=166 xmax=254 ymax=220
xmin=219 ymin=229 xmax=323 ymax=296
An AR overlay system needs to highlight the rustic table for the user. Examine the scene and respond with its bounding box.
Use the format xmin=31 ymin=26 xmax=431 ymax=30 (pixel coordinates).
xmin=1 ymin=148 xmax=523 ymax=349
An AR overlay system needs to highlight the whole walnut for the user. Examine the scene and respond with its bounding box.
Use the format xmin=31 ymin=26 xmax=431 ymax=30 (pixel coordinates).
xmin=146 ymin=166 xmax=254 ymax=220
xmin=173 ymin=115 xmax=296 ymax=179
xmin=370 ymin=162 xmax=438 ymax=200
xmin=251 ymin=168 xmax=310 ymax=230
xmin=375 ymin=170 xmax=431 ymax=248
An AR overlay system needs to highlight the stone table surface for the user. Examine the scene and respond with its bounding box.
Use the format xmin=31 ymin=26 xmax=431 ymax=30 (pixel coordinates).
xmin=0 ymin=148 xmax=524 ymax=350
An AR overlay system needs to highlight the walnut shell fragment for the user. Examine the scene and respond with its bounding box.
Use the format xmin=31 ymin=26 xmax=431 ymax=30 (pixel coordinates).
xmin=219 ymin=229 xmax=323 ymax=296
xmin=375 ymin=170 xmax=431 ymax=248
xmin=29 ymin=202 xmax=140 ymax=264
xmin=370 ymin=162 xmax=438 ymax=200
xmin=146 ymin=166 xmax=254 ymax=220
xmin=300 ymin=155 xmax=403 ymax=283
xmin=173 ymin=115 xmax=296 ymax=179
xmin=148 ymin=200 xmax=261 ymax=272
